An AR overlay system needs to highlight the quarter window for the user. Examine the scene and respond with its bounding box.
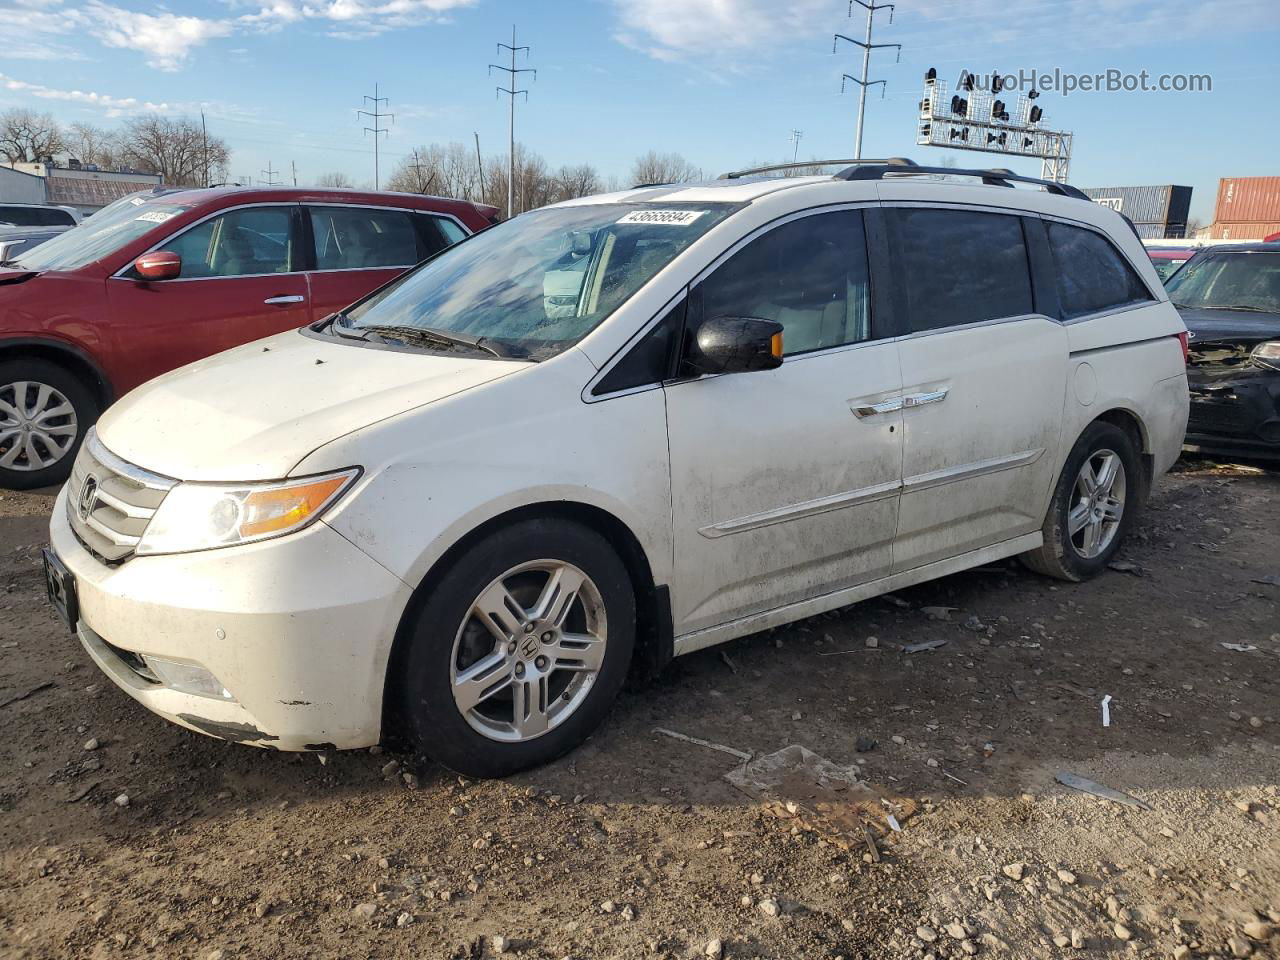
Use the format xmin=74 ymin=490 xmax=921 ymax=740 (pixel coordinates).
xmin=310 ymin=207 xmax=430 ymax=270
xmin=887 ymin=208 xmax=1034 ymax=333
xmin=697 ymin=210 xmax=871 ymax=355
xmin=1047 ymin=221 xmax=1152 ymax=319
xmin=163 ymin=207 xmax=295 ymax=278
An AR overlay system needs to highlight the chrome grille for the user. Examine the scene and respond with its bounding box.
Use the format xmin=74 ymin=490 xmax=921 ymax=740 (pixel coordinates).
xmin=66 ymin=428 xmax=175 ymax=564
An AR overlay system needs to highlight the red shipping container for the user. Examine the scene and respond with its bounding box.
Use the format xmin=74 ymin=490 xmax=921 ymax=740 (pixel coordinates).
xmin=1215 ymin=176 xmax=1280 ymax=224
xmin=1208 ymin=220 xmax=1280 ymax=241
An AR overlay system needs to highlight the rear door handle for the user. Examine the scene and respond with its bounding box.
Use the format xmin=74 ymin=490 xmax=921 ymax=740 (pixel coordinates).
xmin=851 ymin=397 xmax=904 ymax=418
xmin=903 ymin=389 xmax=948 ymax=408
xmin=264 ymin=295 xmax=306 ymax=306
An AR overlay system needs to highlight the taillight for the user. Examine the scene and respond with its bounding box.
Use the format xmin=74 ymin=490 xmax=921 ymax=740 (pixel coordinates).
xmin=1176 ymin=331 xmax=1189 ymax=364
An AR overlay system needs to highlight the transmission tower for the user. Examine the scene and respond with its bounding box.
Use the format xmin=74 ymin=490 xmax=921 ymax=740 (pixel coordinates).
xmin=834 ymin=0 xmax=901 ymax=159
xmin=358 ymin=83 xmax=394 ymax=190
xmin=789 ymin=129 xmax=804 ymax=163
xmin=259 ymin=161 xmax=281 ymax=186
xmin=490 ymin=25 xmax=535 ymax=218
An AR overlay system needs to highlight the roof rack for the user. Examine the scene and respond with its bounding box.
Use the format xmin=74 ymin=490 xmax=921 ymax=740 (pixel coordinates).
xmin=719 ymin=156 xmax=1090 ymax=202
xmin=720 ymin=158 xmax=907 ymax=180
xmin=835 ymin=158 xmax=1091 ymax=201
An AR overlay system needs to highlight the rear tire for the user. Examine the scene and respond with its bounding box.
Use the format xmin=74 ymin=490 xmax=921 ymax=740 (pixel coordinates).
xmin=399 ymin=517 xmax=635 ymax=779
xmin=0 ymin=359 xmax=98 ymax=491
xmin=1021 ymin=421 xmax=1143 ymax=582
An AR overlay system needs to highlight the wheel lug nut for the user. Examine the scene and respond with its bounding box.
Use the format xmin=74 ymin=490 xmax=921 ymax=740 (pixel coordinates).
xmin=507 ymin=641 xmax=516 ymax=654
xmin=514 ymin=663 xmax=525 ymax=677
xmin=541 ymin=631 xmax=554 ymax=643
xmin=535 ymin=656 xmax=547 ymax=670
xmin=523 ymin=623 xmax=535 ymax=633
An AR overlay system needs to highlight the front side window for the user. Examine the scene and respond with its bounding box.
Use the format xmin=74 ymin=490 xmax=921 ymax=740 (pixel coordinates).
xmin=1048 ymin=221 xmax=1153 ymax=319
xmin=888 ymin=207 xmax=1034 ymax=333
xmin=310 ymin=206 xmax=432 ymax=270
xmin=14 ymin=194 xmax=191 ymax=272
xmin=0 ymin=206 xmax=75 ymax=227
xmin=1165 ymin=251 xmax=1280 ymax=314
xmin=697 ymin=209 xmax=871 ymax=355
xmin=339 ymin=202 xmax=736 ymax=361
xmin=163 ymin=207 xmax=295 ymax=278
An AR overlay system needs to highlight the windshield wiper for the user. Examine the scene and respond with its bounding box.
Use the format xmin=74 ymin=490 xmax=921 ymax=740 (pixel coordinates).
xmin=356 ymin=323 xmax=515 ymax=359
xmin=1195 ymin=304 xmax=1271 ymax=313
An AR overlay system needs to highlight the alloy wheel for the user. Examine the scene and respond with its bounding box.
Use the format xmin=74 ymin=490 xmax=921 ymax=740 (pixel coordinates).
xmin=450 ymin=560 xmax=608 ymax=742
xmin=1068 ymin=448 xmax=1126 ymax=559
xmin=0 ymin=380 xmax=79 ymax=472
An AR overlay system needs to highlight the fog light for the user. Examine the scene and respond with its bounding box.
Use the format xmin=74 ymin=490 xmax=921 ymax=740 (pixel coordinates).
xmin=142 ymin=656 xmax=235 ymax=700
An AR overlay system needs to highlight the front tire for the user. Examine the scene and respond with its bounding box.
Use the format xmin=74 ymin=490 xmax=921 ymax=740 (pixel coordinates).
xmin=0 ymin=359 xmax=99 ymax=490
xmin=1022 ymin=421 xmax=1143 ymax=582
xmin=400 ymin=517 xmax=635 ymax=778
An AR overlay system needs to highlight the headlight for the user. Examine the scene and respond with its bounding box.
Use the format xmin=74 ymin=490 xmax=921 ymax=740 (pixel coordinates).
xmin=136 ymin=469 xmax=359 ymax=556
xmin=1252 ymin=341 xmax=1280 ymax=371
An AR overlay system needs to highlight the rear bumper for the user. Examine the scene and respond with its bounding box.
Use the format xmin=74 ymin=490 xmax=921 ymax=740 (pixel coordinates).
xmin=50 ymin=485 xmax=413 ymax=750
xmin=1185 ymin=365 xmax=1280 ymax=459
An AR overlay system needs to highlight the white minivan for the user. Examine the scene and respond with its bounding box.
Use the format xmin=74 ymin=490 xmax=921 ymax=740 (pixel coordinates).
xmin=45 ymin=161 xmax=1190 ymax=777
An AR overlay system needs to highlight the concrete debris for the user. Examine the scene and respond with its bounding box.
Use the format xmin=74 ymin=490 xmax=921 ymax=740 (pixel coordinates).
xmin=1055 ymin=771 xmax=1152 ymax=810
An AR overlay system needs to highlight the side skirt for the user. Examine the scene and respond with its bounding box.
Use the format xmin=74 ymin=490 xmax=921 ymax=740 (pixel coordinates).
xmin=672 ymin=531 xmax=1042 ymax=656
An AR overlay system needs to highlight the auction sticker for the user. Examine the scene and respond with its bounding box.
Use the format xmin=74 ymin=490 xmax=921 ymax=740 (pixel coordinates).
xmin=616 ymin=209 xmax=707 ymax=226
xmin=135 ymin=210 xmax=176 ymax=224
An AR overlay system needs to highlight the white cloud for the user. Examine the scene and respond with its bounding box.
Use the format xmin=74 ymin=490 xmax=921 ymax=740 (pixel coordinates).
xmin=239 ymin=0 xmax=478 ymax=36
xmin=610 ymin=0 xmax=832 ymax=61
xmin=0 ymin=72 xmax=172 ymax=116
xmin=86 ymin=2 xmax=235 ymax=71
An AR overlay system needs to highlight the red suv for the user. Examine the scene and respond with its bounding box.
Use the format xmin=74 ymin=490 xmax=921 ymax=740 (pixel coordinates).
xmin=0 ymin=186 xmax=497 ymax=488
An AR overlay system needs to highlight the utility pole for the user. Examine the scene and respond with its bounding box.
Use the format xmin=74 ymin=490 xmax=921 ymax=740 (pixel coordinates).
xmin=490 ymin=25 xmax=534 ymax=218
xmin=834 ymin=0 xmax=901 ymax=159
xmin=474 ymin=132 xmax=486 ymax=204
xmin=789 ymin=129 xmax=804 ymax=163
xmin=407 ymin=149 xmax=435 ymax=194
xmin=259 ymin=162 xmax=281 ymax=186
xmin=200 ymin=109 xmax=210 ymax=188
xmin=291 ymin=160 xmax=297 ymax=186
xmin=358 ymin=83 xmax=394 ymax=190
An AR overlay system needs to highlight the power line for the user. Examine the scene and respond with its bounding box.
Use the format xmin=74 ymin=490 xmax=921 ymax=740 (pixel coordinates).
xmin=490 ymin=24 xmax=535 ymax=218
xmin=358 ymin=83 xmax=394 ymax=190
xmin=834 ymin=0 xmax=902 ymax=160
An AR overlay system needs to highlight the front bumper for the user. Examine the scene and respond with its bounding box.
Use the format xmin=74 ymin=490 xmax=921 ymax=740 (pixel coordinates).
xmin=1185 ymin=364 xmax=1280 ymax=460
xmin=50 ymin=486 xmax=413 ymax=750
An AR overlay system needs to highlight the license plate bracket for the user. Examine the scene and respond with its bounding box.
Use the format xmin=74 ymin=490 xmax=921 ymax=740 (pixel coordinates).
xmin=42 ymin=548 xmax=78 ymax=633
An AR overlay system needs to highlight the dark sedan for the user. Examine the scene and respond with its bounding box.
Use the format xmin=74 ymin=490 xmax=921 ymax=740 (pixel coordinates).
xmin=1167 ymin=243 xmax=1280 ymax=459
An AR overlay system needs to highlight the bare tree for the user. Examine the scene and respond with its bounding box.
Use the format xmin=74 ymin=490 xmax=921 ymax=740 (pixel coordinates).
xmin=552 ymin=163 xmax=602 ymax=202
xmin=65 ymin=122 xmax=121 ymax=169
xmin=0 ymin=109 xmax=65 ymax=164
xmin=116 ymin=115 xmax=229 ymax=187
xmin=315 ymin=171 xmax=355 ymax=188
xmin=629 ymin=151 xmax=701 ymax=186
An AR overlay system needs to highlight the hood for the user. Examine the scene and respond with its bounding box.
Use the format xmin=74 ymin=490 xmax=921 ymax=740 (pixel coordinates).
xmin=1176 ymin=306 xmax=1280 ymax=344
xmin=96 ymin=329 xmax=527 ymax=480
xmin=0 ymin=266 xmax=39 ymax=286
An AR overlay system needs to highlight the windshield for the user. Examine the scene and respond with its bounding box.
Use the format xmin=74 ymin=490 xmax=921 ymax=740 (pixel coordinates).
xmin=1166 ymin=251 xmax=1280 ymax=313
xmin=340 ymin=202 xmax=735 ymax=360
xmin=13 ymin=193 xmax=190 ymax=272
xmin=1151 ymin=258 xmax=1188 ymax=282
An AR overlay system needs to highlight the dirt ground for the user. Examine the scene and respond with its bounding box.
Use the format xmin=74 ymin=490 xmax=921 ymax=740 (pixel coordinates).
xmin=1 ymin=459 xmax=1277 ymax=960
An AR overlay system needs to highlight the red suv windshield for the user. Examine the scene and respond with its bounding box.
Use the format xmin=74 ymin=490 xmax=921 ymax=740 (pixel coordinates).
xmin=14 ymin=193 xmax=191 ymax=272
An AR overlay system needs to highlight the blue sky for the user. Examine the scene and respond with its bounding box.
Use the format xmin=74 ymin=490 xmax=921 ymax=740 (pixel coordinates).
xmin=1 ymin=0 xmax=1277 ymax=223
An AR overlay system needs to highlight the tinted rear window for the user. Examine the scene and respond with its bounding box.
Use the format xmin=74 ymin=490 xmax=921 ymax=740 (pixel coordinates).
xmin=1048 ymin=222 xmax=1153 ymax=319
xmin=0 ymin=206 xmax=75 ymax=227
xmin=887 ymin=207 xmax=1034 ymax=333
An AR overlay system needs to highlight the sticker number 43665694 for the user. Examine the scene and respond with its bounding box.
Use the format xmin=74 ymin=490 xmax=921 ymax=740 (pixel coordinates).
xmin=616 ymin=209 xmax=707 ymax=226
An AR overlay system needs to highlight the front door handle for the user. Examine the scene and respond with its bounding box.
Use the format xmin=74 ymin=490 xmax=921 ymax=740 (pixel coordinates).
xmin=902 ymin=389 xmax=949 ymax=408
xmin=264 ymin=295 xmax=306 ymax=306
xmin=851 ymin=397 xmax=904 ymax=418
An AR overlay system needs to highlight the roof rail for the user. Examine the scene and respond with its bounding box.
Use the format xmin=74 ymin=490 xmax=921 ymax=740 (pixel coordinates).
xmin=719 ymin=158 xmax=913 ymax=180
xmin=835 ymin=159 xmax=1091 ymax=201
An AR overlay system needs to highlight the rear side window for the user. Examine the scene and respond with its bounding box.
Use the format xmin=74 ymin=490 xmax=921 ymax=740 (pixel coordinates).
xmin=310 ymin=207 xmax=424 ymax=270
xmin=0 ymin=205 xmax=75 ymax=227
xmin=430 ymin=215 xmax=468 ymax=245
xmin=887 ymin=208 xmax=1034 ymax=333
xmin=1047 ymin=221 xmax=1152 ymax=319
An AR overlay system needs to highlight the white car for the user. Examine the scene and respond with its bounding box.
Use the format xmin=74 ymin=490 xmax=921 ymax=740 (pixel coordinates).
xmin=45 ymin=160 xmax=1190 ymax=778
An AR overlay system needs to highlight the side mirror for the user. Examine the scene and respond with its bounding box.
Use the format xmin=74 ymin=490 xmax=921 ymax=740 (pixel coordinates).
xmin=687 ymin=315 xmax=784 ymax=375
xmin=134 ymin=251 xmax=182 ymax=281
